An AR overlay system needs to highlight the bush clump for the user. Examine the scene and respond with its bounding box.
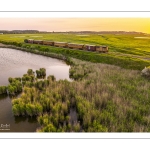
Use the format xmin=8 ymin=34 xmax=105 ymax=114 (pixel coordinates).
xmin=0 ymin=86 xmax=7 ymax=94
xmin=36 ymin=68 xmax=46 ymax=78
xmin=24 ymin=39 xmax=28 ymax=43
xmin=141 ymin=66 xmax=150 ymax=78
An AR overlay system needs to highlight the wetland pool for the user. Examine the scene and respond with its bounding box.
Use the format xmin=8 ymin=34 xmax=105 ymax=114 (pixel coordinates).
xmin=0 ymin=48 xmax=71 ymax=132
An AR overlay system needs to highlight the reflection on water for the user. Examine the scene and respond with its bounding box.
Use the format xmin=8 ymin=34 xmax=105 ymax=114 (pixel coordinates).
xmin=0 ymin=48 xmax=71 ymax=85
xmin=14 ymin=116 xmax=37 ymax=124
xmin=0 ymin=48 xmax=71 ymax=132
xmin=14 ymin=116 xmax=27 ymax=124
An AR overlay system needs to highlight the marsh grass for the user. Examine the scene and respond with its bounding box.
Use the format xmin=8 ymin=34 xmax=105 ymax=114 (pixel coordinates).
xmin=68 ymin=59 xmax=150 ymax=131
xmin=1 ymin=33 xmax=150 ymax=132
xmin=10 ymin=58 xmax=150 ymax=132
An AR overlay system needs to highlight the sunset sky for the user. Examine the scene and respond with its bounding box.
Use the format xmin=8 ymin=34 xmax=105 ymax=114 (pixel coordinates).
xmin=0 ymin=18 xmax=150 ymax=33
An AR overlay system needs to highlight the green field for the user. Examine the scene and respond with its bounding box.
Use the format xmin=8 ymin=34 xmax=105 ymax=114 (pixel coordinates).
xmin=0 ymin=33 xmax=150 ymax=70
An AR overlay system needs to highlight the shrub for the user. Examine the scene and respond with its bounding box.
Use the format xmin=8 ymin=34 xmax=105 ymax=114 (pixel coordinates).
xmin=27 ymin=69 xmax=34 ymax=76
xmin=35 ymin=103 xmax=43 ymax=115
xmin=26 ymin=103 xmax=35 ymax=116
xmin=47 ymin=75 xmax=56 ymax=81
xmin=8 ymin=77 xmax=13 ymax=83
xmin=141 ymin=66 xmax=150 ymax=78
xmin=12 ymin=104 xmax=20 ymax=116
xmin=36 ymin=68 xmax=46 ymax=78
xmin=0 ymin=86 xmax=7 ymax=94
xmin=7 ymin=85 xmax=16 ymax=95
xmin=42 ymin=124 xmax=57 ymax=132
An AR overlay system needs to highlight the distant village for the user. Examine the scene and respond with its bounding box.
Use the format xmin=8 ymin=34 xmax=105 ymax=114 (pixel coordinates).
xmin=0 ymin=30 xmax=148 ymax=35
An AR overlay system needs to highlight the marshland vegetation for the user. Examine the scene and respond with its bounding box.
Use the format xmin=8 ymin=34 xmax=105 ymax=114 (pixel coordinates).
xmin=0 ymin=47 xmax=70 ymax=132
xmin=9 ymin=58 xmax=150 ymax=132
xmin=0 ymin=33 xmax=150 ymax=132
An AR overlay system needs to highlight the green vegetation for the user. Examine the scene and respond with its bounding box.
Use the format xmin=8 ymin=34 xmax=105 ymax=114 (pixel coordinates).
xmin=9 ymin=58 xmax=150 ymax=132
xmin=0 ymin=33 xmax=150 ymax=70
xmin=0 ymin=68 xmax=46 ymax=95
xmin=7 ymin=79 xmax=22 ymax=95
xmin=24 ymin=39 xmax=28 ymax=43
xmin=27 ymin=69 xmax=34 ymax=76
xmin=0 ymin=86 xmax=7 ymax=94
xmin=36 ymin=68 xmax=46 ymax=78
xmin=1 ymin=33 xmax=150 ymax=132
xmin=0 ymin=77 xmax=22 ymax=95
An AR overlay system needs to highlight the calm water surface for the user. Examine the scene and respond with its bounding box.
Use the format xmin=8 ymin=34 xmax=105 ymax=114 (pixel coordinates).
xmin=0 ymin=48 xmax=71 ymax=132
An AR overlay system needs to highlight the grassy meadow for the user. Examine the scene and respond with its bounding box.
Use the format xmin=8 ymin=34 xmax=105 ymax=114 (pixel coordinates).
xmin=0 ymin=33 xmax=150 ymax=70
xmin=0 ymin=33 xmax=150 ymax=132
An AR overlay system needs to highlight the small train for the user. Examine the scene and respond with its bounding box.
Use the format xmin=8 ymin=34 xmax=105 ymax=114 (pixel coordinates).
xmin=24 ymin=39 xmax=108 ymax=53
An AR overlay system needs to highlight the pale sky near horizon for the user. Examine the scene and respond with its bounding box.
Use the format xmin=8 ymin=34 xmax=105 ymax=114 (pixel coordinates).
xmin=0 ymin=18 xmax=150 ymax=33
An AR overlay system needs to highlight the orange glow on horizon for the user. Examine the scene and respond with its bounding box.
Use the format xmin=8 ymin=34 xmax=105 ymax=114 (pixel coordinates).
xmin=0 ymin=18 xmax=150 ymax=34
